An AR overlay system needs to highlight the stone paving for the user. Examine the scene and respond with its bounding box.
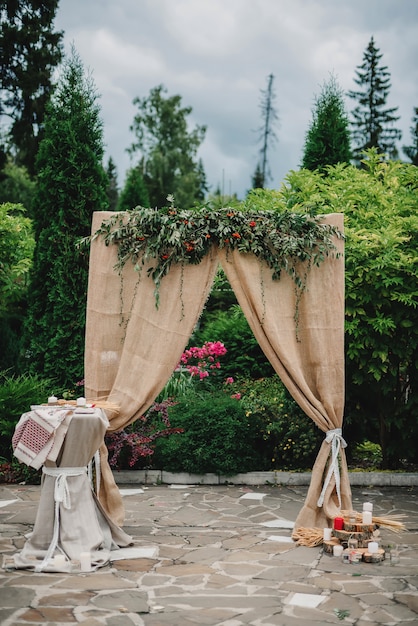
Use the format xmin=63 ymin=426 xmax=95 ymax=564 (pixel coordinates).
xmin=0 ymin=481 xmax=417 ymax=626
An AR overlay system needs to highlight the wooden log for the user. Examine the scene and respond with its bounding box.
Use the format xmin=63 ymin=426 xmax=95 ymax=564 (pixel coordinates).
xmin=323 ymin=538 xmax=340 ymax=554
xmin=343 ymin=521 xmax=375 ymax=533
xmin=363 ymin=548 xmax=385 ymax=563
xmin=333 ymin=528 xmax=374 ymax=547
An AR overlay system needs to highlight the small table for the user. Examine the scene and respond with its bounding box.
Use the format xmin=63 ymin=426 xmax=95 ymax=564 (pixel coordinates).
xmin=11 ymin=405 xmax=132 ymax=572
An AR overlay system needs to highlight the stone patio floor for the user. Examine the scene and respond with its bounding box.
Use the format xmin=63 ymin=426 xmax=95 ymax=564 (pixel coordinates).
xmin=0 ymin=481 xmax=417 ymax=626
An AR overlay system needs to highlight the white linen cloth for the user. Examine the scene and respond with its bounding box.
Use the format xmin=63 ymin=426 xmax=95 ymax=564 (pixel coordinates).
xmin=11 ymin=408 xmax=132 ymax=572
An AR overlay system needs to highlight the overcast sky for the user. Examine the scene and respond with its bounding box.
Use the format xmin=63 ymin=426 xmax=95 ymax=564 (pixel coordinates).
xmin=55 ymin=0 xmax=418 ymax=199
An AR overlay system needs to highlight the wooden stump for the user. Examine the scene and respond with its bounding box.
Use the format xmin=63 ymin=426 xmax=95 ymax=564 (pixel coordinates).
xmin=333 ymin=528 xmax=375 ymax=548
xmin=323 ymin=538 xmax=340 ymax=554
xmin=363 ymin=548 xmax=385 ymax=563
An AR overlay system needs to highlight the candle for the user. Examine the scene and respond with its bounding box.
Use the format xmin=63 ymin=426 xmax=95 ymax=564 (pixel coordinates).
xmin=333 ymin=516 xmax=344 ymax=530
xmin=323 ymin=528 xmax=332 ymax=541
xmin=76 ymin=397 xmax=86 ymax=407
xmin=48 ymin=395 xmax=58 ymax=405
xmin=79 ymin=551 xmax=91 ymax=572
xmin=53 ymin=554 xmax=66 ymax=567
xmin=363 ymin=502 xmax=373 ymax=512
xmin=333 ymin=544 xmax=344 ymax=556
xmin=362 ymin=510 xmax=372 ymax=525
xmin=368 ymin=541 xmax=379 ymax=554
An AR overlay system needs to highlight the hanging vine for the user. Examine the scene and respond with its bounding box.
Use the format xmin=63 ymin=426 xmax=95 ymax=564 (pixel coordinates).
xmin=90 ymin=197 xmax=343 ymax=309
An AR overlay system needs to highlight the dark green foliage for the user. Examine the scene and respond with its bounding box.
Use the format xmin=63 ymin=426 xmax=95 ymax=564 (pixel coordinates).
xmin=302 ymin=74 xmax=351 ymax=172
xmin=0 ymin=0 xmax=63 ymax=175
xmin=153 ymin=390 xmax=266 ymax=475
xmin=192 ymin=305 xmax=274 ymax=380
xmin=272 ymin=154 xmax=418 ymax=468
xmin=22 ymin=49 xmax=109 ymax=388
xmin=238 ymin=377 xmax=323 ymax=470
xmin=348 ymin=37 xmax=402 ymax=162
xmin=128 ymin=84 xmax=207 ymax=208
xmin=0 ymin=370 xmax=54 ymax=462
xmin=106 ymin=157 xmax=119 ymax=211
xmin=402 ymin=106 xmax=418 ymax=166
xmin=117 ymin=165 xmax=150 ymax=211
xmin=0 ymin=159 xmax=36 ymax=216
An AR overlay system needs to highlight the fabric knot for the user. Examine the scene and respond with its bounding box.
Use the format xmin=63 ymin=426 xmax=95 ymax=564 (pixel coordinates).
xmin=317 ymin=428 xmax=347 ymax=509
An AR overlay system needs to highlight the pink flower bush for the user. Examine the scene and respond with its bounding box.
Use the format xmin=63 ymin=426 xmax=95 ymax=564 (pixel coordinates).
xmin=178 ymin=341 xmax=227 ymax=380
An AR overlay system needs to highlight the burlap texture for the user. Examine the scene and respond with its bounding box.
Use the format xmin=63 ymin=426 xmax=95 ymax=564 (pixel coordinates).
xmin=85 ymin=211 xmax=351 ymax=529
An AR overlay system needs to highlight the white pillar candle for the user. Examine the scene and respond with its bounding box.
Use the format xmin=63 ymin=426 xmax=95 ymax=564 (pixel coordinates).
xmin=368 ymin=541 xmax=379 ymax=554
xmin=76 ymin=397 xmax=86 ymax=406
xmin=333 ymin=544 xmax=344 ymax=556
xmin=53 ymin=554 xmax=66 ymax=567
xmin=362 ymin=510 xmax=372 ymax=525
xmin=48 ymin=395 xmax=58 ymax=405
xmin=79 ymin=551 xmax=91 ymax=572
xmin=363 ymin=502 xmax=373 ymax=512
xmin=323 ymin=528 xmax=332 ymax=541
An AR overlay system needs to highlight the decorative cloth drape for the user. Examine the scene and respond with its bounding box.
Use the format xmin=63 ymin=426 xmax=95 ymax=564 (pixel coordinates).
xmin=85 ymin=212 xmax=219 ymax=525
xmin=219 ymin=213 xmax=351 ymax=530
xmin=85 ymin=211 xmax=351 ymax=530
xmin=12 ymin=409 xmax=132 ymax=572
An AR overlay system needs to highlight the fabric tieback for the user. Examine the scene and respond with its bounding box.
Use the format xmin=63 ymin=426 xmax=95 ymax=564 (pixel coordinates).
xmin=317 ymin=428 xmax=347 ymax=509
xmin=35 ymin=466 xmax=87 ymax=571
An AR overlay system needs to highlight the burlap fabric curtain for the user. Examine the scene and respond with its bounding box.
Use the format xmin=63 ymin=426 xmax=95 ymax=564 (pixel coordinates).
xmin=85 ymin=212 xmax=219 ymax=525
xmin=219 ymin=213 xmax=352 ymax=531
xmin=85 ymin=211 xmax=351 ymax=530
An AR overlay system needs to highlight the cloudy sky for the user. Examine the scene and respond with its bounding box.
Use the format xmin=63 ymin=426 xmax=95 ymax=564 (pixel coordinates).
xmin=55 ymin=0 xmax=418 ymax=199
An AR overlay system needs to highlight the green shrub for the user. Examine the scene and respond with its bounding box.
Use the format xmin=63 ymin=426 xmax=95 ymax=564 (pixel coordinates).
xmin=0 ymin=371 xmax=55 ymax=463
xmin=192 ymin=305 xmax=274 ymax=379
xmin=237 ymin=376 xmax=323 ymax=470
xmin=153 ymin=389 xmax=266 ymax=475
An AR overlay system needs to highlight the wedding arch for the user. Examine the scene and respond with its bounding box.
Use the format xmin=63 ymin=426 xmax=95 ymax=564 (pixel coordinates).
xmin=84 ymin=207 xmax=352 ymax=534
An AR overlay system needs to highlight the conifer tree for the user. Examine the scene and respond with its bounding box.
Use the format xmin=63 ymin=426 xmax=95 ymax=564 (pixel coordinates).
xmin=0 ymin=0 xmax=63 ymax=175
xmin=106 ymin=157 xmax=119 ymax=211
xmin=348 ymin=37 xmax=401 ymax=162
xmin=117 ymin=165 xmax=150 ymax=211
xmin=23 ymin=48 xmax=109 ymax=388
xmin=402 ymin=107 xmax=418 ymax=166
xmin=252 ymin=74 xmax=279 ymax=188
xmin=302 ymin=74 xmax=351 ymax=172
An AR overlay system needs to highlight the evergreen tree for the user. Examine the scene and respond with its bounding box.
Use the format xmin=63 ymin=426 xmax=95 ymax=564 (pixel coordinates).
xmin=348 ymin=37 xmax=401 ymax=162
xmin=128 ymin=84 xmax=207 ymax=208
xmin=402 ymin=107 xmax=418 ymax=166
xmin=301 ymin=74 xmax=351 ymax=172
xmin=0 ymin=0 xmax=63 ymax=175
xmin=22 ymin=48 xmax=109 ymax=388
xmin=106 ymin=156 xmax=119 ymax=211
xmin=253 ymin=73 xmax=279 ymax=188
xmin=117 ymin=164 xmax=150 ymax=211
xmin=251 ymin=163 xmax=265 ymax=189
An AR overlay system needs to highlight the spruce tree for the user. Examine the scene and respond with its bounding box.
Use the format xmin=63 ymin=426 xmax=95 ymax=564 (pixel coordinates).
xmin=106 ymin=157 xmax=119 ymax=211
xmin=254 ymin=73 xmax=279 ymax=188
xmin=301 ymin=74 xmax=351 ymax=172
xmin=23 ymin=48 xmax=109 ymax=389
xmin=348 ymin=37 xmax=401 ymax=162
xmin=0 ymin=0 xmax=63 ymax=175
xmin=402 ymin=107 xmax=418 ymax=166
xmin=117 ymin=165 xmax=150 ymax=211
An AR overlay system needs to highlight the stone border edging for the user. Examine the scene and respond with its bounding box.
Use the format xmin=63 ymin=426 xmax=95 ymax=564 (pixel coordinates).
xmin=113 ymin=469 xmax=418 ymax=487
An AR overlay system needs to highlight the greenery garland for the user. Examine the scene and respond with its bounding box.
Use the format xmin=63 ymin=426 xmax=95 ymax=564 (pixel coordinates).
xmin=91 ymin=197 xmax=343 ymax=308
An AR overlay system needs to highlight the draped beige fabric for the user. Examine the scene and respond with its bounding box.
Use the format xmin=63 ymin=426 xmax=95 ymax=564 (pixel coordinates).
xmin=85 ymin=211 xmax=219 ymax=524
xmin=85 ymin=211 xmax=351 ymax=530
xmin=219 ymin=214 xmax=352 ymax=530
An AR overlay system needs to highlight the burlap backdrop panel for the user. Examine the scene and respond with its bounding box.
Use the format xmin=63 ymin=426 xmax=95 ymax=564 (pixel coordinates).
xmin=85 ymin=211 xmax=219 ymax=524
xmin=219 ymin=213 xmax=352 ymax=529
